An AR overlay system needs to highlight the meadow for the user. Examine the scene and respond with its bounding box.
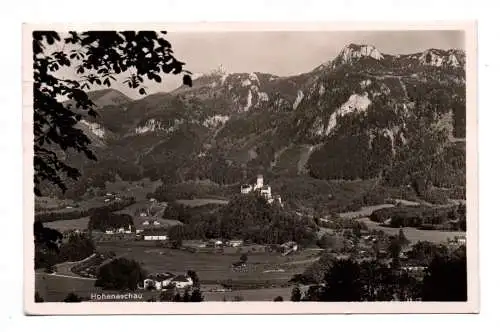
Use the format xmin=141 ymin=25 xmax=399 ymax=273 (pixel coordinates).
xmin=35 ymin=272 xmax=306 ymax=302
xmin=360 ymin=217 xmax=466 ymax=243
xmin=35 ymin=273 xmax=99 ymax=302
xmin=95 ymin=241 xmax=316 ymax=283
xmin=45 ymin=217 xmax=90 ymax=232
xmin=176 ymin=198 xmax=229 ymax=207
xmin=203 ymin=285 xmax=309 ymax=301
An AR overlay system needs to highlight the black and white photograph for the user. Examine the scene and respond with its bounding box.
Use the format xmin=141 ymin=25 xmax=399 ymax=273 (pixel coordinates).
xmin=23 ymin=22 xmax=478 ymax=314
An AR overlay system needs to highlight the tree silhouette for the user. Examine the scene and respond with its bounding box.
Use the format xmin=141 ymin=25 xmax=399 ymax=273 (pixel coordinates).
xmin=190 ymin=289 xmax=204 ymax=302
xmin=94 ymin=257 xmax=146 ymax=290
xmin=422 ymin=252 xmax=467 ymax=301
xmin=290 ymin=286 xmax=302 ymax=302
xmin=239 ymin=253 xmax=248 ymax=263
xmin=173 ymin=293 xmax=182 ymax=302
xmin=63 ymin=292 xmax=83 ymax=302
xmin=187 ymin=270 xmax=200 ymax=288
xmin=33 ymin=31 xmax=192 ymax=196
xmin=182 ymin=289 xmax=191 ymax=302
xmin=319 ymin=259 xmax=362 ymax=301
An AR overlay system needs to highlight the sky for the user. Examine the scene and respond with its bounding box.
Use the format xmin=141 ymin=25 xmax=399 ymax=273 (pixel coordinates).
xmin=51 ymin=30 xmax=465 ymax=99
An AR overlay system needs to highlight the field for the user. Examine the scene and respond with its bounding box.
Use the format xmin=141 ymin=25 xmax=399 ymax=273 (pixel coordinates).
xmin=36 ymin=179 xmax=162 ymax=212
xmin=35 ymin=272 xmax=308 ymax=302
xmin=338 ymin=204 xmax=396 ymax=219
xmin=273 ymin=145 xmax=310 ymax=175
xmin=104 ymin=178 xmax=163 ymax=200
xmin=95 ymin=241 xmax=317 ymax=283
xmin=360 ymin=217 xmax=466 ymax=243
xmin=45 ymin=217 xmax=90 ymax=232
xmin=203 ymin=285 xmax=309 ymax=301
xmin=35 ymin=240 xmax=317 ymax=302
xmin=176 ymin=198 xmax=229 ymax=207
xmin=35 ymin=273 xmax=99 ymax=302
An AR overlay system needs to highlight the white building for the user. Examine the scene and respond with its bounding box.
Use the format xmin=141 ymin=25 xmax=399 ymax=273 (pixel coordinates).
xmin=104 ymin=224 xmax=132 ymax=235
xmin=144 ymin=234 xmax=168 ymax=241
xmin=240 ymin=184 xmax=253 ymax=194
xmin=142 ymin=273 xmax=175 ymax=290
xmin=170 ymin=275 xmax=193 ymax=289
xmin=228 ymin=240 xmax=243 ymax=247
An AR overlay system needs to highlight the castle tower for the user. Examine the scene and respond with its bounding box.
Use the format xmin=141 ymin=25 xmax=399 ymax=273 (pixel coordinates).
xmin=255 ymin=174 xmax=264 ymax=189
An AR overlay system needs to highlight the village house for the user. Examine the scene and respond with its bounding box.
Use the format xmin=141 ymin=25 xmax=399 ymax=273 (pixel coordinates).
xmin=104 ymin=224 xmax=133 ymax=235
xmin=280 ymin=241 xmax=298 ymax=255
xmin=170 ymin=275 xmax=194 ymax=289
xmin=141 ymin=228 xmax=169 ymax=241
xmin=447 ymin=235 xmax=467 ymax=248
xmin=142 ymin=272 xmax=176 ymax=290
xmin=228 ymin=239 xmax=243 ymax=247
xmin=207 ymin=239 xmax=224 ymax=248
xmin=143 ymin=234 xmax=168 ymax=241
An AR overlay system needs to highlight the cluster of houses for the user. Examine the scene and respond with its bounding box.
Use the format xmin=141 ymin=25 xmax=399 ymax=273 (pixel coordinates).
xmin=103 ymin=192 xmax=122 ymax=203
xmin=240 ymin=174 xmax=283 ymax=206
xmin=195 ymin=239 xmax=244 ymax=248
xmin=446 ymin=235 xmax=466 ymax=250
xmin=105 ymin=224 xmax=134 ymax=235
xmin=140 ymin=272 xmax=194 ymax=291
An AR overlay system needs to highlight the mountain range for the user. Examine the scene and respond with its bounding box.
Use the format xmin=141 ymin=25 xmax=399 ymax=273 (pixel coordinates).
xmin=51 ymin=43 xmax=467 ymax=199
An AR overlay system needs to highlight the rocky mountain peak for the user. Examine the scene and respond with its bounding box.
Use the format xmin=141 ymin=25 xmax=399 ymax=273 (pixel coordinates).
xmin=337 ymin=43 xmax=384 ymax=63
xmin=419 ymin=48 xmax=465 ymax=68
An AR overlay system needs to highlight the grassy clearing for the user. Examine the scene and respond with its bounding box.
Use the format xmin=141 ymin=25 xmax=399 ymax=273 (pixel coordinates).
xmin=105 ymin=178 xmax=162 ymax=201
xmin=360 ymin=217 xmax=465 ymax=244
xmin=176 ymin=198 xmax=229 ymax=207
xmin=338 ymin=204 xmax=396 ymax=219
xmin=35 ymin=273 xmax=98 ymax=302
xmin=35 ymin=271 xmax=305 ymax=302
xmin=203 ymin=286 xmax=308 ymax=301
xmin=46 ymin=217 xmax=90 ymax=232
xmin=273 ymin=145 xmax=309 ymax=175
xmin=95 ymin=241 xmax=314 ymax=282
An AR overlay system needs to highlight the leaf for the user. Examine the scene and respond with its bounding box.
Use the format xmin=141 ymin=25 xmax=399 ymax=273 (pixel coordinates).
xmin=139 ymin=88 xmax=146 ymax=95
xmin=183 ymin=74 xmax=192 ymax=87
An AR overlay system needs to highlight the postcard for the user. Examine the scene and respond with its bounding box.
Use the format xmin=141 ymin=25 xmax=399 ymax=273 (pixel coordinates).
xmin=23 ymin=21 xmax=478 ymax=315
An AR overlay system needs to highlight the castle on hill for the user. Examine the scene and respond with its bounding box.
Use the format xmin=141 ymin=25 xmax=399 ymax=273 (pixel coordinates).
xmin=240 ymin=174 xmax=283 ymax=206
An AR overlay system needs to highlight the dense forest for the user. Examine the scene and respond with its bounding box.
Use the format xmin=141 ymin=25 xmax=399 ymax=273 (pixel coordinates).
xmin=87 ymin=207 xmax=135 ymax=232
xmin=165 ymin=194 xmax=318 ymax=246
